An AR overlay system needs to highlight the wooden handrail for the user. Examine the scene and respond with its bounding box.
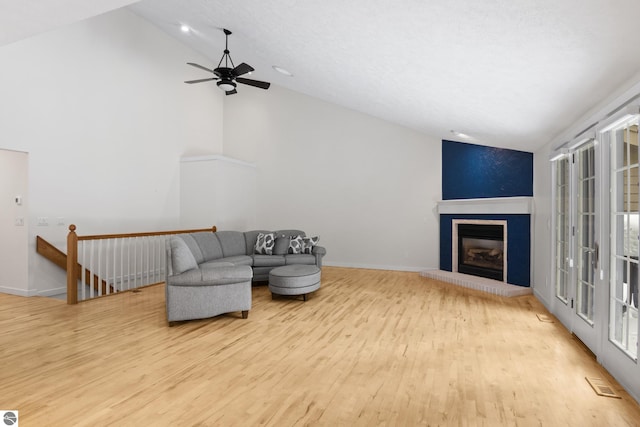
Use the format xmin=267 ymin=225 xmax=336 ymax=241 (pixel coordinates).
xmin=75 ymin=225 xmax=217 ymax=241
xmin=36 ymin=236 xmax=66 ymax=270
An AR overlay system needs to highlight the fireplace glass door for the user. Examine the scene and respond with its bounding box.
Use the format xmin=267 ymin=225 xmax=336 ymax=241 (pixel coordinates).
xmin=458 ymin=223 xmax=504 ymax=281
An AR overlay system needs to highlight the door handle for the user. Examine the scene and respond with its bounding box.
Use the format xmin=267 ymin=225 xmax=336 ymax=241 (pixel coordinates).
xmin=593 ymin=242 xmax=599 ymax=270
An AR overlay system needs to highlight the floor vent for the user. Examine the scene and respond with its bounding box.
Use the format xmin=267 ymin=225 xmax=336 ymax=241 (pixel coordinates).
xmin=536 ymin=313 xmax=554 ymax=323
xmin=585 ymin=377 xmax=621 ymax=399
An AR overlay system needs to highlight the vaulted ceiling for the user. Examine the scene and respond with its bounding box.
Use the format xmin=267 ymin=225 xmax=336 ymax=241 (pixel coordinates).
xmin=4 ymin=0 xmax=640 ymax=152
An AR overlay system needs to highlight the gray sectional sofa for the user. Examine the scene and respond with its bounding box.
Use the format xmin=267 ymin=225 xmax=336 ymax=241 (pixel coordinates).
xmin=165 ymin=229 xmax=326 ymax=324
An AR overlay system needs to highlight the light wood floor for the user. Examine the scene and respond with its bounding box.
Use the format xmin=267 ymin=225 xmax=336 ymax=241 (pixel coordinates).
xmin=1 ymin=267 xmax=639 ymax=426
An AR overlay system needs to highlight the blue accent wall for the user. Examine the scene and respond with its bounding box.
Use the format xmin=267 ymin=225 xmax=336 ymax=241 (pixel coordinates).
xmin=440 ymin=214 xmax=531 ymax=286
xmin=442 ymin=140 xmax=533 ymax=200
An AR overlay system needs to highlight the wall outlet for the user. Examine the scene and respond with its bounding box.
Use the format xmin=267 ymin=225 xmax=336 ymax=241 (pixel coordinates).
xmin=37 ymin=217 xmax=48 ymax=226
xmin=14 ymin=217 xmax=24 ymax=226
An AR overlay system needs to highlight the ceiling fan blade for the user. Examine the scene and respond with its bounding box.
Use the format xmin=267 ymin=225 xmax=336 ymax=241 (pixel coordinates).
xmin=225 ymin=89 xmax=238 ymax=96
xmin=236 ymin=77 xmax=271 ymax=90
xmin=187 ymin=62 xmax=214 ymax=73
xmin=184 ymin=77 xmax=218 ymax=84
xmin=233 ymin=63 xmax=254 ymax=77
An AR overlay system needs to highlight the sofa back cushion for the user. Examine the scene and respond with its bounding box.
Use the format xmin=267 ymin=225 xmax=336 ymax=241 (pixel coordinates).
xmin=215 ymin=231 xmax=247 ymax=257
xmin=275 ymin=230 xmax=306 ymax=239
xmin=179 ymin=233 xmax=205 ymax=264
xmin=273 ymin=234 xmax=290 ymax=255
xmin=191 ymin=232 xmax=224 ymax=262
xmin=169 ymin=236 xmax=198 ymax=275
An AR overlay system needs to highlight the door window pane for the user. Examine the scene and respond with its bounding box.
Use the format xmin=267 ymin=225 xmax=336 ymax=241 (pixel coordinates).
xmin=576 ymin=143 xmax=596 ymax=325
xmin=609 ymin=121 xmax=639 ymax=359
xmin=555 ymin=157 xmax=570 ymax=303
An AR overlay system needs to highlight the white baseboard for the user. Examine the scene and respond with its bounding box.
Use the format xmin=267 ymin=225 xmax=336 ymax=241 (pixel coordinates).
xmin=0 ymin=286 xmax=39 ymax=297
xmin=323 ymin=262 xmax=436 ymax=273
xmin=37 ymin=287 xmax=67 ymax=297
xmin=533 ymin=288 xmax=551 ymax=310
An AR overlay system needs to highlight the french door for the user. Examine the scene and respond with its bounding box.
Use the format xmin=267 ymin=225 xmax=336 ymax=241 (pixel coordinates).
xmin=552 ymin=111 xmax=640 ymax=399
xmin=608 ymin=118 xmax=639 ymax=361
xmin=553 ymin=140 xmax=601 ymax=353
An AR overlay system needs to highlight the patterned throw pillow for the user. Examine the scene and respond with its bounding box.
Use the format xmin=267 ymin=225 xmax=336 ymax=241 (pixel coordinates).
xmin=302 ymin=236 xmax=320 ymax=254
xmin=288 ymin=235 xmax=304 ymax=254
xmin=254 ymin=232 xmax=276 ymax=255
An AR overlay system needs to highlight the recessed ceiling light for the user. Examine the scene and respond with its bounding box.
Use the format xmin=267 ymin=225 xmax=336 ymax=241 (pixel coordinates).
xmin=180 ymin=24 xmax=191 ymax=33
xmin=272 ymin=65 xmax=293 ymax=77
xmin=451 ymin=130 xmax=470 ymax=139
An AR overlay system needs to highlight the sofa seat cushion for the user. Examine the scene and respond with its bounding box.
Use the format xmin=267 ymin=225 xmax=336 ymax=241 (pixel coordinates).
xmin=201 ymin=265 xmax=253 ymax=284
xmin=218 ymin=255 xmax=253 ymax=266
xmin=252 ymin=255 xmax=286 ymax=267
xmin=168 ymin=265 xmax=253 ymax=286
xmin=199 ymin=261 xmax=235 ymax=269
xmin=285 ymin=254 xmax=316 ymax=265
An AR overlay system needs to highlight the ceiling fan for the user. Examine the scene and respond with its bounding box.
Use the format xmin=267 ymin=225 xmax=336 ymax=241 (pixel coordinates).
xmin=184 ymin=28 xmax=271 ymax=95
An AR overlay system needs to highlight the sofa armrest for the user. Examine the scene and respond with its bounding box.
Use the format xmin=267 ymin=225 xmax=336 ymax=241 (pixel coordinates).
xmin=312 ymin=245 xmax=326 ymax=256
xmin=168 ymin=265 xmax=253 ymax=287
xmin=312 ymin=245 xmax=326 ymax=268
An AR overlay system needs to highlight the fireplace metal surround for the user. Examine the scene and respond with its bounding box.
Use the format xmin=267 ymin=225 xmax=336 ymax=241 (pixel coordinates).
xmin=451 ymin=218 xmax=508 ymax=283
xmin=457 ymin=223 xmax=504 ymax=281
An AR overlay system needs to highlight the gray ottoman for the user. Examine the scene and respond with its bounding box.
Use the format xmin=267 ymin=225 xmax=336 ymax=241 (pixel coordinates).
xmin=269 ymin=265 xmax=321 ymax=301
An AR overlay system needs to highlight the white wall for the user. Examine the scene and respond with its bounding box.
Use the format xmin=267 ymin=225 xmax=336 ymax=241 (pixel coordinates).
xmin=223 ymin=85 xmax=441 ymax=271
xmin=0 ymin=150 xmax=29 ymax=295
xmin=532 ymin=144 xmax=552 ymax=306
xmin=0 ymin=8 xmax=225 ymax=294
xmin=180 ymin=156 xmax=257 ymax=231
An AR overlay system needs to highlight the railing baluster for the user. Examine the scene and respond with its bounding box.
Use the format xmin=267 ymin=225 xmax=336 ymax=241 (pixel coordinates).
xmin=89 ymin=240 xmax=95 ymax=298
xmin=98 ymin=239 xmax=103 ymax=295
xmin=81 ymin=240 xmax=86 ymax=301
xmin=120 ymin=237 xmax=124 ymax=292
xmin=105 ymin=239 xmax=110 ymax=294
xmin=144 ymin=237 xmax=151 ymax=285
xmin=127 ymin=237 xmax=132 ymax=290
xmin=110 ymin=238 xmax=116 ymax=292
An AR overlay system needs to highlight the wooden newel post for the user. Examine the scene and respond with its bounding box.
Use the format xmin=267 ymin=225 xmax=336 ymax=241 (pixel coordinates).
xmin=67 ymin=224 xmax=78 ymax=304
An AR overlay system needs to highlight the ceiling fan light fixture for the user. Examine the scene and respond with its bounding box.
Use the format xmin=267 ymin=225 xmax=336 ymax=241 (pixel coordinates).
xmin=217 ymin=80 xmax=236 ymax=92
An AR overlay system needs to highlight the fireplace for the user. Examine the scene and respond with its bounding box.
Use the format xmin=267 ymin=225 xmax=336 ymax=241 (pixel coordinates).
xmin=452 ymin=220 xmax=507 ymax=282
